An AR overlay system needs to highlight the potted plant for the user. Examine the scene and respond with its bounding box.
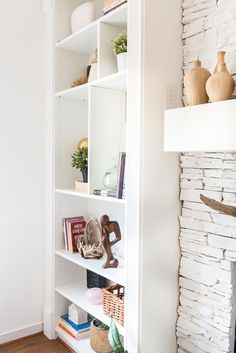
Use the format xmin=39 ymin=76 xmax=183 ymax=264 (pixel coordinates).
xmin=112 ymin=31 xmax=127 ymax=72
xmin=108 ymin=318 xmax=128 ymax=353
xmin=90 ymin=319 xmax=113 ymax=353
xmin=71 ymin=144 xmax=88 ymax=193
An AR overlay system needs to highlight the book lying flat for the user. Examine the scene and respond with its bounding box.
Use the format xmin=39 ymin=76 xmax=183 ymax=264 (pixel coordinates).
xmin=103 ymin=0 xmax=127 ymax=13
xmin=61 ymin=314 xmax=90 ymax=332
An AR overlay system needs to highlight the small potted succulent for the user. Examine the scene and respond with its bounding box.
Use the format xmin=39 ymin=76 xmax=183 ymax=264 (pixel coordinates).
xmin=112 ymin=31 xmax=127 ymax=72
xmin=71 ymin=138 xmax=88 ymax=193
xmin=90 ymin=319 xmax=113 ymax=353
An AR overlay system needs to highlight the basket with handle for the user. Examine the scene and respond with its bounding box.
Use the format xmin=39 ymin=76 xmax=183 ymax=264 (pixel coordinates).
xmin=102 ymin=284 xmax=125 ymax=326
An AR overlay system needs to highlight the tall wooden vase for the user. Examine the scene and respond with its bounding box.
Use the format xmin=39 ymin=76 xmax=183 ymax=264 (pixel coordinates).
xmin=206 ymin=51 xmax=235 ymax=102
xmin=184 ymin=59 xmax=211 ymax=105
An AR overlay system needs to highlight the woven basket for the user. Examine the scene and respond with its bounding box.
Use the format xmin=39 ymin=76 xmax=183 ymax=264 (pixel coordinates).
xmin=102 ymin=284 xmax=125 ymax=326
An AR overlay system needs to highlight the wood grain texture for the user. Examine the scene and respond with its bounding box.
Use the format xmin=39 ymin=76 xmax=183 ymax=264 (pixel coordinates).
xmin=0 ymin=333 xmax=70 ymax=353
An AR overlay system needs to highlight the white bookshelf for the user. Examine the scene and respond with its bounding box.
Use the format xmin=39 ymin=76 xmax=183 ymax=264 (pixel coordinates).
xmin=51 ymin=1 xmax=128 ymax=351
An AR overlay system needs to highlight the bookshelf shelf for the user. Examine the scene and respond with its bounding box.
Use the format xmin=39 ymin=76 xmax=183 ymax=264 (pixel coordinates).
xmin=56 ymin=327 xmax=93 ymax=353
xmin=55 ymin=250 xmax=126 ymax=286
xmin=55 ymin=4 xmax=127 ymax=54
xmin=55 ymin=282 xmax=125 ymax=336
xmin=55 ymin=71 xmax=127 ymax=99
xmin=55 ymin=188 xmax=126 ymax=204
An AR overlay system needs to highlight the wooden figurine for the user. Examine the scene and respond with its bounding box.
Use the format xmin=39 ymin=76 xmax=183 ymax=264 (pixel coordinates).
xmin=206 ymin=51 xmax=235 ymax=102
xmin=100 ymin=215 xmax=121 ymax=269
xmin=184 ymin=59 xmax=211 ymax=105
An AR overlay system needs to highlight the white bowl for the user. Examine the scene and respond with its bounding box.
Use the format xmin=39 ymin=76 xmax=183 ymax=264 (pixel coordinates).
xmin=71 ymin=2 xmax=96 ymax=34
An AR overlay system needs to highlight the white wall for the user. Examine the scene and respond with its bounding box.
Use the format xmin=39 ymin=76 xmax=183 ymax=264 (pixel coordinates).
xmin=0 ymin=0 xmax=44 ymax=343
xmin=140 ymin=0 xmax=182 ymax=352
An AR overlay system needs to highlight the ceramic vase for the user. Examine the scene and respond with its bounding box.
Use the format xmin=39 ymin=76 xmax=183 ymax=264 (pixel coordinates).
xmin=206 ymin=51 xmax=235 ymax=102
xmin=90 ymin=320 xmax=113 ymax=353
xmin=184 ymin=59 xmax=211 ymax=105
xmin=71 ymin=2 xmax=95 ymax=34
xmin=117 ymin=52 xmax=127 ymax=72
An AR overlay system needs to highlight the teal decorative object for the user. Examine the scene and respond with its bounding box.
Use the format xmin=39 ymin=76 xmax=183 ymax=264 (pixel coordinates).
xmin=108 ymin=318 xmax=128 ymax=353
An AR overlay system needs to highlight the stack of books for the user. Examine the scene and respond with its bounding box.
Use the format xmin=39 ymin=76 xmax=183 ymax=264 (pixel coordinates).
xmin=58 ymin=314 xmax=90 ymax=340
xmin=103 ymin=0 xmax=127 ymax=15
xmin=62 ymin=216 xmax=86 ymax=253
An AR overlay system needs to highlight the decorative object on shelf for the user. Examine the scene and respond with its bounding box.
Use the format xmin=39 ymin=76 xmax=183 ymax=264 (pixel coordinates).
xmin=102 ymin=284 xmax=124 ymax=326
xmin=100 ymin=215 xmax=121 ymax=269
xmin=59 ymin=313 xmax=90 ymax=340
xmin=206 ymin=51 xmax=235 ymax=102
xmin=62 ymin=216 xmax=86 ymax=252
xmin=71 ymin=2 xmax=95 ymax=34
xmin=109 ymin=317 xmax=128 ymax=353
xmin=184 ymin=59 xmax=211 ymax=105
xmin=86 ymin=288 xmax=103 ymax=305
xmin=87 ymin=270 xmax=107 ymax=289
xmin=103 ymin=0 xmax=127 ymax=15
xmin=103 ymin=160 xmax=118 ymax=191
xmin=77 ymin=218 xmax=105 ymax=259
xmin=78 ymin=137 xmax=88 ymax=149
xmin=88 ymin=50 xmax=98 ymax=83
xmin=68 ymin=303 xmax=88 ymax=326
xmin=94 ymin=189 xmax=117 ymax=198
xmin=71 ymin=76 xmax=87 ymax=88
xmin=90 ymin=319 xmax=113 ymax=353
xmin=116 ymin=152 xmax=126 ymax=199
xmin=112 ymin=31 xmax=127 ymax=72
xmin=71 ymin=138 xmax=88 ymax=193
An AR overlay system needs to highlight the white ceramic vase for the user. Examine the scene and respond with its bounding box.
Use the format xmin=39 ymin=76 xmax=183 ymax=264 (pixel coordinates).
xmin=71 ymin=2 xmax=95 ymax=34
xmin=117 ymin=52 xmax=127 ymax=72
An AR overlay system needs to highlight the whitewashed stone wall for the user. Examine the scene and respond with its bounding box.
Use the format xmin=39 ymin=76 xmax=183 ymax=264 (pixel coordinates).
xmin=178 ymin=153 xmax=236 ymax=353
xmin=178 ymin=1 xmax=236 ymax=352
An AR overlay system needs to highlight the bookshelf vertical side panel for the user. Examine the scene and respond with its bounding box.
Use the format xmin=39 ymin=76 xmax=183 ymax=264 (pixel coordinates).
xmin=89 ymin=86 xmax=126 ymax=195
xmin=98 ymin=23 xmax=125 ymax=78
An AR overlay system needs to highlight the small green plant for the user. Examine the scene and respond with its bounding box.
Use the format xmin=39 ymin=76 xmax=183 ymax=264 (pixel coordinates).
xmin=94 ymin=319 xmax=109 ymax=330
xmin=108 ymin=317 xmax=128 ymax=353
xmin=71 ymin=146 xmax=88 ymax=182
xmin=112 ymin=31 xmax=127 ymax=56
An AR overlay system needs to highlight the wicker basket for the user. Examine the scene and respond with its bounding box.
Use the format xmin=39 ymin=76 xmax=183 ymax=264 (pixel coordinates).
xmin=102 ymin=284 xmax=125 ymax=326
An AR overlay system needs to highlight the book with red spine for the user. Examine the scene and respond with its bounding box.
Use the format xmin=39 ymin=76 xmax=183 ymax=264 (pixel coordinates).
xmin=59 ymin=322 xmax=78 ymax=340
xmin=68 ymin=218 xmax=86 ymax=253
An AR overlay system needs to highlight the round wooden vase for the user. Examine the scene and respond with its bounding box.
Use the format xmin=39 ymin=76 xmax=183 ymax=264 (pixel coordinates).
xmin=90 ymin=320 xmax=113 ymax=353
xmin=206 ymin=51 xmax=235 ymax=102
xmin=184 ymin=59 xmax=211 ymax=105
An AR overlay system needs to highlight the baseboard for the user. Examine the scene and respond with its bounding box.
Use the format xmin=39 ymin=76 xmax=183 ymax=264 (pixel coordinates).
xmin=0 ymin=323 xmax=43 ymax=345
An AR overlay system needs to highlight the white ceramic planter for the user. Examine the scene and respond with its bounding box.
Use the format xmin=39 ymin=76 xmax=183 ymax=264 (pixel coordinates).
xmin=71 ymin=2 xmax=95 ymax=34
xmin=117 ymin=52 xmax=127 ymax=72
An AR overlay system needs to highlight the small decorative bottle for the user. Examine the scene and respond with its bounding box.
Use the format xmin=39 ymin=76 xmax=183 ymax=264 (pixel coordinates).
xmin=206 ymin=51 xmax=235 ymax=102
xmin=184 ymin=59 xmax=211 ymax=105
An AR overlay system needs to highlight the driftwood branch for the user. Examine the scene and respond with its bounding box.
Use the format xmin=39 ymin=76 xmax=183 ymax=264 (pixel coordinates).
xmin=200 ymin=194 xmax=236 ymax=217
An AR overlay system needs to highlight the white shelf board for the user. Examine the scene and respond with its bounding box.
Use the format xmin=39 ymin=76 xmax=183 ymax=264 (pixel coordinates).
xmin=55 ymin=188 xmax=126 ymax=205
xmin=101 ymin=3 xmax=127 ymax=27
xmin=56 ymin=327 xmax=93 ymax=353
xmin=94 ymin=71 xmax=127 ymax=91
xmin=56 ymin=22 xmax=97 ymax=54
xmin=55 ymin=282 xmax=125 ymax=336
xmin=55 ymin=4 xmax=127 ymax=54
xmin=55 ymin=83 xmax=89 ymax=100
xmin=55 ymin=72 xmax=127 ymax=98
xmin=164 ymin=99 xmax=236 ymax=152
xmin=55 ymin=249 xmax=125 ymax=286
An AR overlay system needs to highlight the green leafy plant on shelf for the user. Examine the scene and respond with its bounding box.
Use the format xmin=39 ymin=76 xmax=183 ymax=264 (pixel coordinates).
xmin=71 ymin=146 xmax=88 ymax=183
xmin=108 ymin=317 xmax=128 ymax=353
xmin=112 ymin=31 xmax=127 ymax=55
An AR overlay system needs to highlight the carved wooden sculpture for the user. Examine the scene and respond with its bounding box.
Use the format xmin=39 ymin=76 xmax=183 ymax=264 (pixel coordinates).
xmin=200 ymin=194 xmax=236 ymax=217
xmin=100 ymin=215 xmax=121 ymax=269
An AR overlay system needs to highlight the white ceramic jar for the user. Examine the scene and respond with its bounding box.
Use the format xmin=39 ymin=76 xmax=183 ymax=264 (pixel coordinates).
xmin=71 ymin=2 xmax=96 ymax=34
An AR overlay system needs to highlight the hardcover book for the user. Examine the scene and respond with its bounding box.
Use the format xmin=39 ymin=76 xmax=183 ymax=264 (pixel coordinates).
xmin=116 ymin=152 xmax=126 ymax=199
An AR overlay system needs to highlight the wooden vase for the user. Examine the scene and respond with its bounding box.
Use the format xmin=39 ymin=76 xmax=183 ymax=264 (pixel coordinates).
xmin=90 ymin=320 xmax=113 ymax=353
xmin=206 ymin=51 xmax=235 ymax=102
xmin=184 ymin=59 xmax=211 ymax=105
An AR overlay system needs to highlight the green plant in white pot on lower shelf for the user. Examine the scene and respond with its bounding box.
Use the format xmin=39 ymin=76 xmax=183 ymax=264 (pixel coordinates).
xmin=108 ymin=318 xmax=128 ymax=353
xmin=112 ymin=31 xmax=127 ymax=73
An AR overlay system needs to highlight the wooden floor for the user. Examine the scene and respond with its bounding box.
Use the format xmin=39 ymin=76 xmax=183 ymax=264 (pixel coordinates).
xmin=0 ymin=333 xmax=70 ymax=353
